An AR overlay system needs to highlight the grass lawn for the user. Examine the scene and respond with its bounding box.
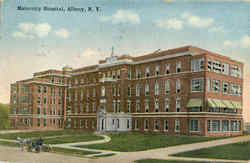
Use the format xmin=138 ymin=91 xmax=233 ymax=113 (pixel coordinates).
xmin=52 ymin=147 xmax=100 ymax=157
xmin=0 ymin=129 xmax=99 ymax=140
xmin=174 ymin=141 xmax=250 ymax=160
xmin=136 ymin=159 xmax=207 ymax=163
xmin=80 ymin=133 xmax=227 ymax=152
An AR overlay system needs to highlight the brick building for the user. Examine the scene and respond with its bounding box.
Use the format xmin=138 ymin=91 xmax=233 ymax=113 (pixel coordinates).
xmin=9 ymin=67 xmax=72 ymax=129
xmin=9 ymin=46 xmax=244 ymax=136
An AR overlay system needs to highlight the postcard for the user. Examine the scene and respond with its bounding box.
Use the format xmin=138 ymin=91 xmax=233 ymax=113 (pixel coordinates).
xmin=0 ymin=0 xmax=250 ymax=162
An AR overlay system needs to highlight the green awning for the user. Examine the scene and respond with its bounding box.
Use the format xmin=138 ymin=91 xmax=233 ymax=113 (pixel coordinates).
xmin=187 ymin=99 xmax=203 ymax=108
xmin=222 ymin=100 xmax=235 ymax=109
xmin=207 ymin=99 xmax=217 ymax=108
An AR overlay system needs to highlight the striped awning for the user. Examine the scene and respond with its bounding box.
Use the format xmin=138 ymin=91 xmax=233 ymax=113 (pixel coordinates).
xmin=207 ymin=99 xmax=217 ymax=108
xmin=231 ymin=101 xmax=242 ymax=109
xmin=187 ymin=99 xmax=203 ymax=108
xmin=207 ymin=99 xmax=242 ymax=109
xmin=213 ymin=99 xmax=227 ymax=108
xmin=222 ymin=100 xmax=235 ymax=109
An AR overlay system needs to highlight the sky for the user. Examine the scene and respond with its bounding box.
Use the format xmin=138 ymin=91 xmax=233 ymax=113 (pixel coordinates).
xmin=0 ymin=0 xmax=250 ymax=121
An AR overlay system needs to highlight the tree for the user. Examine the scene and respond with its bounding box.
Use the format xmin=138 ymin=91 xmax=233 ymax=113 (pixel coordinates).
xmin=0 ymin=103 xmax=10 ymax=129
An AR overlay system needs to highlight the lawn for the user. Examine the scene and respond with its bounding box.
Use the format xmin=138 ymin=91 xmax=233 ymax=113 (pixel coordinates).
xmin=136 ymin=159 xmax=207 ymax=163
xmin=174 ymin=141 xmax=250 ymax=160
xmin=80 ymin=133 xmax=227 ymax=152
xmin=0 ymin=129 xmax=95 ymax=140
xmin=41 ymin=135 xmax=103 ymax=144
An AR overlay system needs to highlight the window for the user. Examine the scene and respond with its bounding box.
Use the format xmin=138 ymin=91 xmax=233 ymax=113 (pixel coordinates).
xmin=75 ymin=79 xmax=78 ymax=85
xmin=164 ymin=120 xmax=169 ymax=131
xmin=117 ymin=70 xmax=121 ymax=79
xmin=154 ymin=120 xmax=159 ymax=130
xmin=208 ymin=60 xmax=212 ymax=72
xmin=136 ymin=100 xmax=140 ymax=112
xmin=223 ymin=82 xmax=229 ymax=94
xmin=127 ymin=120 xmax=130 ymax=129
xmin=176 ymin=79 xmax=181 ymax=93
xmin=175 ymin=120 xmax=180 ymax=132
xmin=117 ymin=100 xmax=121 ymax=112
xmin=117 ymin=87 xmax=120 ymax=96
xmin=213 ymin=61 xmax=222 ymax=73
xmin=146 ymin=67 xmax=150 ymax=77
xmin=222 ymin=63 xmax=229 ymax=75
xmin=212 ymin=120 xmax=220 ymax=132
xmin=136 ymin=69 xmax=141 ymax=79
xmin=21 ymin=96 xmax=28 ymax=104
xmin=176 ymin=97 xmax=181 ymax=112
xmin=136 ymin=84 xmax=140 ymax=96
xmin=231 ymin=120 xmax=237 ymax=131
xmin=43 ymin=97 xmax=47 ymax=104
xmin=113 ymin=86 xmax=116 ymax=96
xmin=191 ymin=58 xmax=204 ymax=72
xmin=44 ymin=107 xmax=47 ymax=115
xmin=231 ymin=84 xmax=241 ymax=96
xmin=44 ymin=119 xmax=47 ymax=127
xmin=207 ymin=120 xmax=211 ymax=132
xmin=144 ymin=119 xmax=149 ymax=130
xmin=166 ymin=64 xmax=170 ymax=74
xmin=145 ymin=84 xmax=150 ymax=96
xmin=176 ymin=62 xmax=182 ymax=73
xmin=231 ymin=65 xmax=242 ymax=78
xmin=165 ymin=98 xmax=169 ymax=112
xmin=212 ymin=80 xmax=221 ymax=93
xmin=155 ymin=66 xmax=160 ymax=76
xmin=101 ymin=86 xmax=105 ymax=96
xmin=165 ymin=80 xmax=170 ymax=94
xmin=128 ymin=86 xmax=131 ymax=97
xmin=112 ymin=71 xmax=116 ymax=79
xmin=128 ymin=69 xmax=132 ymax=80
xmin=38 ymin=86 xmax=42 ymax=93
xmin=222 ymin=120 xmax=229 ymax=132
xmin=190 ymin=120 xmax=200 ymax=132
xmin=191 ymin=78 xmax=204 ymax=92
xmin=155 ymin=81 xmax=159 ymax=95
xmin=155 ymin=99 xmax=159 ymax=112
xmin=127 ymin=100 xmax=131 ymax=112
xmin=43 ymin=87 xmax=47 ymax=94
xmin=113 ymin=100 xmax=116 ymax=113
xmin=145 ymin=100 xmax=149 ymax=112
xmin=135 ymin=120 xmax=139 ymax=130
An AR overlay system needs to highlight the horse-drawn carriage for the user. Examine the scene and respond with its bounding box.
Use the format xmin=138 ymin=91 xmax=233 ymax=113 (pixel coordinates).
xmin=16 ymin=137 xmax=52 ymax=153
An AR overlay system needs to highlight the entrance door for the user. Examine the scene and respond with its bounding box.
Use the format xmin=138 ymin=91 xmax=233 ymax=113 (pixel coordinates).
xmin=101 ymin=119 xmax=105 ymax=130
